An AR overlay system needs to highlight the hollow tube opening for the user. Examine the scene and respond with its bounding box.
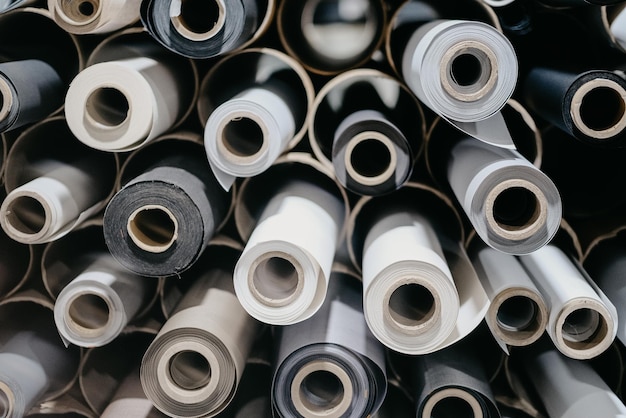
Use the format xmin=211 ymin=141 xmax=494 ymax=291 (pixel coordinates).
xmin=4 ymin=195 xmax=46 ymax=235
xmin=252 ymin=256 xmax=300 ymax=303
xmin=450 ymin=53 xmax=483 ymax=87
xmin=492 ymin=186 xmax=540 ymax=232
xmin=562 ymin=308 xmax=602 ymax=344
xmin=299 ymin=370 xmax=345 ymax=415
xmin=171 ymin=0 xmax=225 ymax=41
xmin=579 ymin=86 xmax=626 ymax=132
xmin=430 ymin=396 xmax=477 ymax=418
xmin=388 ymin=283 xmax=436 ymax=329
xmin=497 ymin=295 xmax=538 ymax=332
xmin=68 ymin=294 xmax=110 ymax=332
xmin=221 ymin=117 xmax=265 ymax=158
xmin=441 ymin=42 xmax=497 ymax=102
xmin=128 ymin=206 xmax=178 ymax=253
xmin=0 ymin=389 xmax=10 ymax=418
xmin=168 ymin=350 xmax=212 ymax=391
xmin=59 ymin=0 xmax=100 ymax=23
xmin=85 ymin=87 xmax=129 ymax=128
xmin=349 ymin=138 xmax=392 ymax=179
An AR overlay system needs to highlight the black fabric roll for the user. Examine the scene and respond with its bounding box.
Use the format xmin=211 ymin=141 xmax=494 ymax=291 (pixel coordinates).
xmin=0 ymin=59 xmax=64 ymax=133
xmin=332 ymin=109 xmax=413 ymax=196
xmin=140 ymin=0 xmax=259 ymax=59
xmin=103 ymin=150 xmax=229 ymax=277
xmin=413 ymin=341 xmax=501 ymax=418
xmin=523 ymin=67 xmax=626 ymax=147
xmin=272 ymin=272 xmax=387 ymax=418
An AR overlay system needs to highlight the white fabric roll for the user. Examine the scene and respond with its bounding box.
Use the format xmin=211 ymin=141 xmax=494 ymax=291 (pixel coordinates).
xmin=519 ymin=244 xmax=618 ymax=360
xmin=204 ymin=87 xmax=295 ymax=190
xmin=234 ymin=180 xmax=344 ymax=325
xmin=0 ymin=160 xmax=103 ymax=244
xmin=362 ymin=210 xmax=459 ymax=354
xmin=65 ymin=57 xmax=181 ymax=152
xmin=447 ymin=137 xmax=561 ymax=255
xmin=610 ymin=6 xmax=626 ymax=51
xmin=47 ymin=0 xmax=141 ymax=34
xmin=402 ymin=19 xmax=518 ymax=148
xmin=54 ymin=254 xmax=152 ymax=347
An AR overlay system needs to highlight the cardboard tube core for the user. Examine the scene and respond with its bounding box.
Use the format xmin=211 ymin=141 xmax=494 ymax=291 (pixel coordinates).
xmin=127 ymin=205 xmax=179 ymax=253
xmin=171 ymin=0 xmax=226 ymax=41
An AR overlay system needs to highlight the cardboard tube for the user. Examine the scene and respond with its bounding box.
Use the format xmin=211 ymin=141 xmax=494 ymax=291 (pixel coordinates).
xmin=519 ymin=244 xmax=617 ymax=360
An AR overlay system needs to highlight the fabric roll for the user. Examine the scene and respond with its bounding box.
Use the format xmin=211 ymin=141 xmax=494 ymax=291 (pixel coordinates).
xmin=520 ymin=343 xmax=626 ymax=418
xmin=350 ymin=184 xmax=489 ymax=355
xmin=204 ymin=87 xmax=295 ymax=191
xmin=140 ymin=0 xmax=261 ymax=59
xmin=609 ymin=5 xmax=626 ymax=52
xmin=523 ymin=67 xmax=626 ymax=147
xmin=0 ymin=59 xmax=64 ymax=133
xmin=482 ymin=0 xmax=532 ymax=35
xmin=65 ymin=34 xmax=194 ymax=153
xmin=584 ymin=231 xmax=626 ymax=347
xmin=0 ymin=296 xmax=81 ymax=418
xmin=1 ymin=118 xmax=117 ymax=245
xmin=412 ymin=340 xmax=500 ymax=418
xmin=277 ymin=0 xmax=386 ymax=74
xmin=103 ymin=140 xmax=229 ymax=277
xmin=79 ymin=329 xmax=164 ymax=417
xmin=141 ymin=245 xmax=260 ymax=418
xmin=272 ymin=271 xmax=387 ymax=418
xmin=401 ymin=19 xmax=518 ymax=148
xmin=518 ymin=244 xmax=618 ymax=360
xmin=47 ymin=0 xmax=141 ymax=34
xmin=42 ymin=223 xmax=158 ymax=348
xmin=447 ymin=137 xmax=562 ymax=255
xmin=331 ymin=110 xmax=412 ymax=196
xmin=469 ymin=241 xmax=548 ymax=351
xmin=308 ymin=69 xmax=425 ymax=197
xmin=233 ymin=178 xmax=345 ymax=325
xmin=53 ymin=254 xmax=154 ymax=348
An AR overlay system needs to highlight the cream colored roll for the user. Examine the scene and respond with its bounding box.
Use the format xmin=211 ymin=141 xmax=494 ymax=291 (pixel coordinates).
xmin=470 ymin=242 xmax=548 ymax=351
xmin=47 ymin=0 xmax=141 ymax=34
xmin=0 ymin=160 xmax=105 ymax=244
xmin=609 ymin=5 xmax=626 ymax=51
xmin=361 ymin=210 xmax=459 ymax=354
xmin=54 ymin=254 xmax=153 ymax=347
xmin=402 ymin=19 xmax=518 ymax=148
xmin=204 ymin=87 xmax=295 ymax=190
xmin=519 ymin=244 xmax=617 ymax=360
xmin=234 ymin=179 xmax=344 ymax=325
xmin=141 ymin=254 xmax=259 ymax=418
xmin=447 ymin=137 xmax=561 ymax=255
xmin=65 ymin=57 xmax=181 ymax=152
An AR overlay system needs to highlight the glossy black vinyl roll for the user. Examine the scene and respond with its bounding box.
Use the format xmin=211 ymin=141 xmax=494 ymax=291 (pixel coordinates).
xmin=103 ymin=146 xmax=229 ymax=277
xmin=140 ymin=0 xmax=260 ymax=59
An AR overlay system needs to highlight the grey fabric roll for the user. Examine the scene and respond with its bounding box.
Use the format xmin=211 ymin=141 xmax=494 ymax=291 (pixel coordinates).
xmin=272 ymin=271 xmax=387 ymax=418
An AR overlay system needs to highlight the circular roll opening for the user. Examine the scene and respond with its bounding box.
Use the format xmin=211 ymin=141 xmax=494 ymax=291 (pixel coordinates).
xmin=68 ymin=294 xmax=110 ymax=332
xmin=431 ymin=396 xmax=476 ymax=418
xmin=497 ymin=296 xmax=538 ymax=332
xmin=388 ymin=283 xmax=436 ymax=329
xmin=59 ymin=0 xmax=99 ymax=23
xmin=0 ymin=390 xmax=10 ymax=418
xmin=579 ymin=86 xmax=626 ymax=132
xmin=300 ymin=370 xmax=345 ymax=414
xmin=86 ymin=87 xmax=129 ymax=128
xmin=493 ymin=187 xmax=540 ymax=231
xmin=222 ymin=117 xmax=265 ymax=158
xmin=252 ymin=256 xmax=300 ymax=303
xmin=562 ymin=308 xmax=602 ymax=344
xmin=4 ymin=196 xmax=46 ymax=235
xmin=450 ymin=53 xmax=483 ymax=87
xmin=168 ymin=350 xmax=212 ymax=391
xmin=178 ymin=0 xmax=221 ymax=35
xmin=128 ymin=207 xmax=177 ymax=253
xmin=349 ymin=138 xmax=391 ymax=178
